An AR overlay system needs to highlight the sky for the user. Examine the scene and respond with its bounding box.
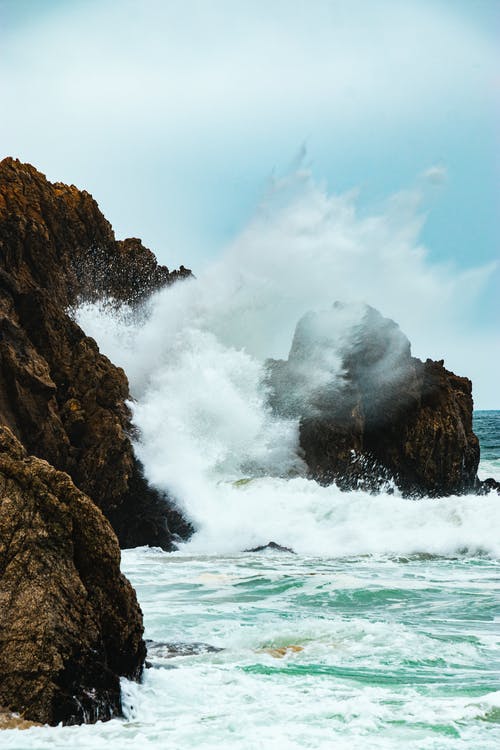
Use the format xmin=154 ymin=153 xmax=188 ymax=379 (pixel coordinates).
xmin=0 ymin=0 xmax=499 ymax=406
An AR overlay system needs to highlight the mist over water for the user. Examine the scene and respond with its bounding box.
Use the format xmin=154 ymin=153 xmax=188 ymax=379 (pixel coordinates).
xmin=77 ymin=170 xmax=499 ymax=558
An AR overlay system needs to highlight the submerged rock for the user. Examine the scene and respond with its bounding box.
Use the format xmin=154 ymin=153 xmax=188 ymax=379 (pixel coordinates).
xmin=0 ymin=427 xmax=145 ymax=725
xmin=259 ymin=645 xmax=304 ymax=658
xmin=0 ymin=157 xmax=192 ymax=549
xmin=145 ymin=640 xmax=223 ymax=665
xmin=266 ymin=303 xmax=481 ymax=497
xmin=244 ymin=541 xmax=296 ymax=553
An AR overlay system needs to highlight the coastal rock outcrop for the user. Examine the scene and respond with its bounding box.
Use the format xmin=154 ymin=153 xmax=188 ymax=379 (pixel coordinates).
xmin=0 ymin=157 xmax=192 ymax=549
xmin=266 ymin=303 xmax=481 ymax=496
xmin=0 ymin=426 xmax=145 ymax=725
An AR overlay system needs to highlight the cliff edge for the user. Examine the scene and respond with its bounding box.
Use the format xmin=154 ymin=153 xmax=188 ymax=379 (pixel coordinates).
xmin=0 ymin=157 xmax=192 ymax=549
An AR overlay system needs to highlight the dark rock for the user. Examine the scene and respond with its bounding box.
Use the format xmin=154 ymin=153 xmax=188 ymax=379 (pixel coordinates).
xmin=0 ymin=158 xmax=191 ymax=308
xmin=107 ymin=457 xmax=194 ymax=550
xmin=244 ymin=541 xmax=296 ymax=553
xmin=266 ymin=303 xmax=480 ymax=497
xmin=0 ymin=157 xmax=192 ymax=549
xmin=145 ymin=640 xmax=223 ymax=663
xmin=0 ymin=426 xmax=145 ymax=726
xmin=477 ymin=477 xmax=500 ymax=494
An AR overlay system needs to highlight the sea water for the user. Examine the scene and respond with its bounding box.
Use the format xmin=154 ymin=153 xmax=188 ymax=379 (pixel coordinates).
xmin=3 ymin=420 xmax=499 ymax=749
xmin=4 ymin=178 xmax=499 ymax=748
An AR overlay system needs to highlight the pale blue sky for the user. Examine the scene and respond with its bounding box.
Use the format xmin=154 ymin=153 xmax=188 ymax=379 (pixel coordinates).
xmin=0 ymin=0 xmax=498 ymax=404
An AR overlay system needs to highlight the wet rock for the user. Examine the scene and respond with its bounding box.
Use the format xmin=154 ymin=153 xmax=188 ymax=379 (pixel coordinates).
xmin=477 ymin=477 xmax=500 ymax=494
xmin=0 ymin=157 xmax=192 ymax=549
xmin=259 ymin=645 xmax=304 ymax=658
xmin=0 ymin=710 xmax=42 ymax=729
xmin=145 ymin=640 xmax=223 ymax=663
xmin=244 ymin=541 xmax=296 ymax=553
xmin=267 ymin=303 xmax=480 ymax=497
xmin=0 ymin=427 xmax=145 ymax=726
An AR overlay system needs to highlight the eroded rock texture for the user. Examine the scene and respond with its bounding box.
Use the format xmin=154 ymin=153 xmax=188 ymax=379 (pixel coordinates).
xmin=0 ymin=427 xmax=145 ymax=725
xmin=0 ymin=157 xmax=192 ymax=548
xmin=267 ymin=304 xmax=481 ymax=496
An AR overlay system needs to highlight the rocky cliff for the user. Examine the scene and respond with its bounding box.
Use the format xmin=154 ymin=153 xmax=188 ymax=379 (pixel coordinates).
xmin=266 ymin=303 xmax=482 ymax=496
xmin=0 ymin=157 xmax=192 ymax=549
xmin=0 ymin=426 xmax=145 ymax=725
xmin=0 ymin=157 xmax=198 ymax=726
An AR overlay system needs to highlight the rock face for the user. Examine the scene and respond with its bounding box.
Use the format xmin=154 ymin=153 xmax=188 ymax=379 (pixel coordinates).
xmin=266 ymin=303 xmax=481 ymax=496
xmin=0 ymin=426 xmax=145 ymax=725
xmin=0 ymin=157 xmax=192 ymax=549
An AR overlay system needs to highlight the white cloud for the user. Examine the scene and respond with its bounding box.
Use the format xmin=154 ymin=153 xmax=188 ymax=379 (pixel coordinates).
xmin=1 ymin=0 xmax=497 ymax=140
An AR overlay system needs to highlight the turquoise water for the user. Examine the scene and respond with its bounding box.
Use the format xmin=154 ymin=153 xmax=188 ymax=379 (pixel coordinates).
xmin=475 ymin=411 xmax=500 ymax=480
xmin=118 ymin=549 xmax=500 ymax=749
xmin=4 ymin=413 xmax=499 ymax=749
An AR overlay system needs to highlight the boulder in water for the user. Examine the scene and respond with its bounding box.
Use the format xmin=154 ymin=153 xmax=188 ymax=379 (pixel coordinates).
xmin=266 ymin=303 xmax=481 ymax=497
xmin=145 ymin=640 xmax=223 ymax=664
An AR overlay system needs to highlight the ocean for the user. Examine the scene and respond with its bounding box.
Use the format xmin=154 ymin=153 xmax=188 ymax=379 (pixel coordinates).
xmin=3 ymin=412 xmax=499 ymax=749
xmin=5 ymin=204 xmax=500 ymax=748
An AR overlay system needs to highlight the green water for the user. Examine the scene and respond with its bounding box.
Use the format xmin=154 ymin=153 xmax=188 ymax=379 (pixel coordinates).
xmin=3 ymin=413 xmax=499 ymax=749
xmin=113 ymin=548 xmax=500 ymax=749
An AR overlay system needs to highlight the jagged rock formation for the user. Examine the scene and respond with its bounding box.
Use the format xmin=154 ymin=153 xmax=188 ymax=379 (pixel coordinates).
xmin=0 ymin=158 xmax=191 ymax=307
xmin=266 ymin=303 xmax=482 ymax=497
xmin=0 ymin=157 xmax=192 ymax=549
xmin=0 ymin=426 xmax=145 ymax=725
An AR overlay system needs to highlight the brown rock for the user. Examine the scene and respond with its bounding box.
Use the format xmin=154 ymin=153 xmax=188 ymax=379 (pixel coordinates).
xmin=267 ymin=304 xmax=481 ymax=496
xmin=0 ymin=157 xmax=192 ymax=549
xmin=0 ymin=710 xmax=41 ymax=729
xmin=0 ymin=426 xmax=145 ymax=725
xmin=259 ymin=645 xmax=304 ymax=658
xmin=0 ymin=158 xmax=192 ymax=308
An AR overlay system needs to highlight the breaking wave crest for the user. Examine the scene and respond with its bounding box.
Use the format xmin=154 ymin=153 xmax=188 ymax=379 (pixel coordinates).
xmin=76 ymin=170 xmax=499 ymax=559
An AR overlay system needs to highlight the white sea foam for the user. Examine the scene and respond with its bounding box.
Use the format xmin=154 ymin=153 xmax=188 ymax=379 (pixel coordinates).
xmin=5 ymin=547 xmax=499 ymax=750
xmin=76 ymin=170 xmax=499 ymax=560
xmin=478 ymin=458 xmax=500 ymax=482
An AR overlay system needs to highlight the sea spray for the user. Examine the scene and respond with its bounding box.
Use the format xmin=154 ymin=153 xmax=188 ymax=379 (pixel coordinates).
xmin=78 ymin=169 xmax=492 ymax=377
xmin=76 ymin=171 xmax=499 ymax=558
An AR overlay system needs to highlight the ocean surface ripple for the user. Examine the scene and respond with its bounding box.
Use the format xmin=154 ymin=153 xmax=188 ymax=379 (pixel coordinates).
xmin=3 ymin=414 xmax=499 ymax=749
